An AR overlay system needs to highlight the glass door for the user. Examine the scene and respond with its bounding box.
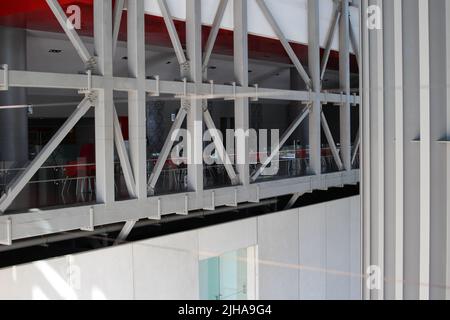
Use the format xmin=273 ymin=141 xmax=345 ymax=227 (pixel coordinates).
xmin=199 ymin=248 xmax=253 ymax=300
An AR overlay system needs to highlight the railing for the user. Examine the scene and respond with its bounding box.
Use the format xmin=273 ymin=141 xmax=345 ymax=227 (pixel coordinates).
xmin=0 ymin=144 xmax=359 ymax=213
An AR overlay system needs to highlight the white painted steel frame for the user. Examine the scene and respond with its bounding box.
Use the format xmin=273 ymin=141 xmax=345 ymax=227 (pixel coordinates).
xmin=0 ymin=70 xmax=359 ymax=104
xmin=321 ymin=110 xmax=344 ymax=170
xmin=156 ymin=0 xmax=188 ymax=66
xmin=0 ymin=0 xmax=359 ymax=245
xmin=46 ymin=0 xmax=95 ymax=68
xmin=308 ymin=0 xmax=322 ymax=176
xmin=320 ymin=0 xmax=357 ymax=174
xmin=339 ymin=0 xmax=352 ymax=172
xmin=116 ymin=0 xmax=148 ymax=242
xmin=251 ymin=106 xmax=311 ymax=181
xmin=94 ymin=0 xmax=115 ymax=206
xmin=321 ymin=1 xmax=341 ymax=82
xmin=0 ymin=170 xmax=359 ymax=243
xmin=202 ymin=0 xmax=229 ymax=75
xmin=0 ymin=97 xmax=94 ymax=213
xmin=234 ymin=0 xmax=251 ymax=187
xmin=185 ymin=0 xmax=204 ymax=192
xmin=255 ymin=0 xmax=312 ymax=89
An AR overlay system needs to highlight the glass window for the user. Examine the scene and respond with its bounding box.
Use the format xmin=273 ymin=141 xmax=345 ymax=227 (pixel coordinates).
xmin=199 ymin=247 xmax=256 ymax=300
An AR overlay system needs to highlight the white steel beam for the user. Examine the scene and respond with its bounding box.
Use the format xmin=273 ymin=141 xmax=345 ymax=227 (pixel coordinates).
xmin=148 ymin=106 xmax=187 ymax=193
xmin=112 ymin=0 xmax=125 ymax=57
xmin=0 ymin=169 xmax=360 ymax=241
xmin=113 ymin=107 xmax=136 ymax=198
xmin=234 ymin=0 xmax=250 ymax=186
xmin=252 ymin=106 xmax=311 ymax=182
xmin=308 ymin=0 xmax=322 ymax=176
xmin=114 ymin=0 xmax=146 ymax=244
xmin=46 ymin=0 xmax=94 ymax=68
xmin=147 ymin=107 xmax=187 ymax=193
xmin=203 ymin=109 xmax=239 ymax=185
xmin=127 ymin=0 xmax=148 ymax=200
xmin=418 ymin=0 xmax=431 ymax=300
xmin=339 ymin=0 xmax=352 ymax=171
xmin=186 ymin=0 xmax=204 ymax=192
xmin=321 ymin=2 xmax=341 ymax=82
xmin=202 ymin=0 xmax=229 ymax=74
xmin=284 ymin=192 xmax=303 ymax=210
xmin=0 ymin=97 xmax=93 ymax=213
xmin=156 ymin=0 xmax=188 ymax=65
xmin=115 ymin=221 xmax=136 ymax=245
xmin=0 ymin=69 xmax=360 ymax=105
xmin=256 ymin=0 xmax=311 ymax=89
xmin=351 ymin=128 xmax=360 ymax=166
xmin=94 ymin=0 xmax=115 ymax=204
xmin=349 ymin=18 xmax=361 ymax=68
xmin=321 ymin=110 xmax=344 ymax=171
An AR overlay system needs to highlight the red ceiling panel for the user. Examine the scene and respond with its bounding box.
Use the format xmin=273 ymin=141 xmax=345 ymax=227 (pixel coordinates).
xmin=0 ymin=0 xmax=357 ymax=73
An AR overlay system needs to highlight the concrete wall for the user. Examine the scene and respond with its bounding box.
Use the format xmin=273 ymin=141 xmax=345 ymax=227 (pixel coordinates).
xmin=0 ymin=196 xmax=360 ymax=300
xmin=258 ymin=196 xmax=361 ymax=300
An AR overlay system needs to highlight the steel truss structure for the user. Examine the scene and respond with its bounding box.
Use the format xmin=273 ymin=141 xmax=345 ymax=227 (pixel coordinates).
xmin=0 ymin=0 xmax=360 ymax=246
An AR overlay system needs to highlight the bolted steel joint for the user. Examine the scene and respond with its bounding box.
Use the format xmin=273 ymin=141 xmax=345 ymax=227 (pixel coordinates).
xmin=181 ymin=100 xmax=191 ymax=111
xmin=0 ymin=64 xmax=9 ymax=91
xmin=85 ymin=56 xmax=98 ymax=72
xmin=86 ymin=91 xmax=98 ymax=103
xmin=201 ymin=100 xmax=209 ymax=112
xmin=180 ymin=61 xmax=191 ymax=77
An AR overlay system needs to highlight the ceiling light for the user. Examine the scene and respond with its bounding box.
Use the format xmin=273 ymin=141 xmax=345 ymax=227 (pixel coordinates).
xmin=48 ymin=49 xmax=62 ymax=53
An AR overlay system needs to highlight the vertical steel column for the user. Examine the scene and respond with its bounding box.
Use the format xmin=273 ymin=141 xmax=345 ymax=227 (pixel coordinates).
xmin=429 ymin=0 xmax=448 ymax=300
xmin=382 ymin=0 xmax=403 ymax=300
xmin=361 ymin=0 xmax=371 ymax=300
xmin=307 ymin=0 xmax=321 ymax=175
xmin=368 ymin=0 xmax=384 ymax=300
xmin=392 ymin=0 xmax=404 ymax=300
xmin=446 ymin=0 xmax=450 ymax=302
xmin=234 ymin=0 xmax=250 ymax=186
xmin=127 ymin=0 xmax=147 ymax=199
xmin=186 ymin=0 xmax=204 ymax=192
xmin=381 ymin=1 xmax=395 ymax=299
xmin=418 ymin=0 xmax=430 ymax=301
xmin=339 ymin=0 xmax=352 ymax=171
xmin=402 ymin=0 xmax=421 ymax=300
xmin=94 ymin=0 xmax=115 ymax=204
